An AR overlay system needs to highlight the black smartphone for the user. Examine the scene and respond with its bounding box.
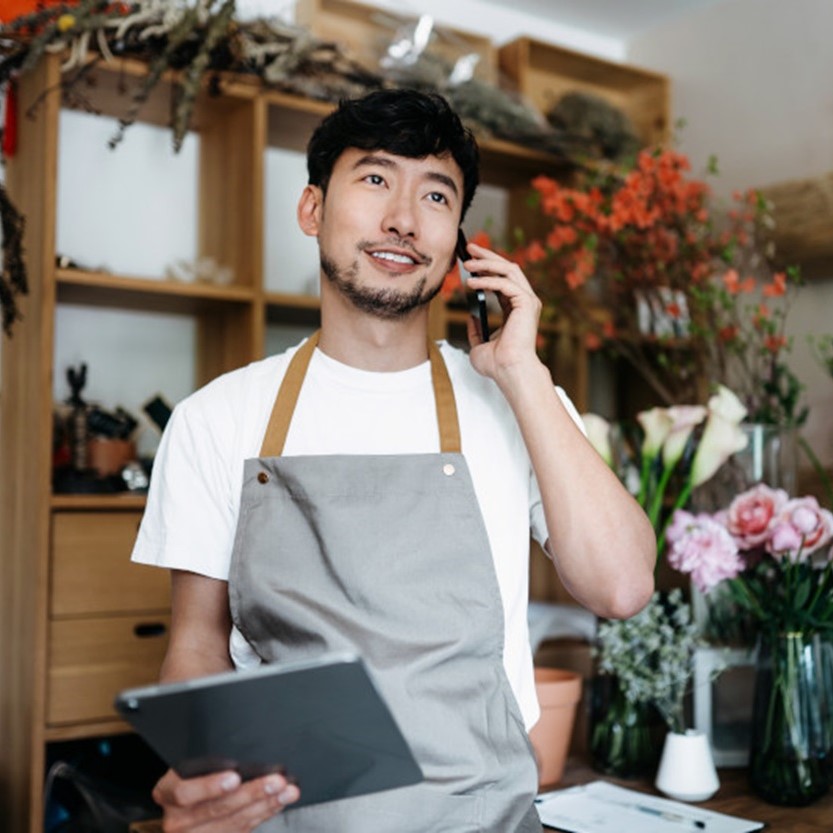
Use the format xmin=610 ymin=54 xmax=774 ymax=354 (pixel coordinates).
xmin=456 ymin=229 xmax=489 ymax=342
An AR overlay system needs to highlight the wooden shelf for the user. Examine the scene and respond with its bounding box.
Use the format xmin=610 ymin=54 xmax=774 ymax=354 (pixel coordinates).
xmin=56 ymin=268 xmax=256 ymax=312
xmin=45 ymin=718 xmax=132 ymax=742
xmin=65 ymin=56 xmax=258 ymax=131
xmin=51 ymin=493 xmax=148 ymax=511
xmin=264 ymin=290 xmax=321 ymax=310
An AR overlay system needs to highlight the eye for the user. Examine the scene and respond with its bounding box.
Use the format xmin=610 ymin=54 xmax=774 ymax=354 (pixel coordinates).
xmin=364 ymin=173 xmax=385 ymax=186
xmin=428 ymin=192 xmax=449 ymax=205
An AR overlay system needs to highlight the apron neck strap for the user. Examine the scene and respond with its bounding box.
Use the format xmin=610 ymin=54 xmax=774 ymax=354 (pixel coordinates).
xmin=259 ymin=330 xmax=462 ymax=457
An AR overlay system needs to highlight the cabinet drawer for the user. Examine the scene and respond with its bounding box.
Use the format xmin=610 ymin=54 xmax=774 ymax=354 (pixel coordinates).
xmin=47 ymin=614 xmax=171 ymax=725
xmin=51 ymin=511 xmax=170 ymax=615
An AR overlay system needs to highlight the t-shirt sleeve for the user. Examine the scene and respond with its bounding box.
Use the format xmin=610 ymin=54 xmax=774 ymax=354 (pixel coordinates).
xmin=131 ymin=397 xmax=239 ymax=580
xmin=528 ymin=385 xmax=587 ymax=547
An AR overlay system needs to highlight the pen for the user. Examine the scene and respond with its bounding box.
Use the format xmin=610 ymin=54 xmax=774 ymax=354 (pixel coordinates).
xmin=633 ymin=803 xmax=706 ymax=829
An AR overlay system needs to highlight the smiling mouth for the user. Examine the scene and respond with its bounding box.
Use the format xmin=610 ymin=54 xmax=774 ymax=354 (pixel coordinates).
xmin=363 ymin=240 xmax=429 ymax=269
xmin=370 ymin=251 xmax=418 ymax=266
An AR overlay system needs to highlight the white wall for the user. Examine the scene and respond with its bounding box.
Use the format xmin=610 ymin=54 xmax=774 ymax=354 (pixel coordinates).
xmin=627 ymin=0 xmax=833 ymax=469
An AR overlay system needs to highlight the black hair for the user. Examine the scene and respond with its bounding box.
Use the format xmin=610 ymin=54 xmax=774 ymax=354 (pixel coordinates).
xmin=306 ymin=88 xmax=480 ymax=220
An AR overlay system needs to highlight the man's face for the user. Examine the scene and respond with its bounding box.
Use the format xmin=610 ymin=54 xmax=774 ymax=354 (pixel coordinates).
xmin=301 ymin=148 xmax=464 ymax=319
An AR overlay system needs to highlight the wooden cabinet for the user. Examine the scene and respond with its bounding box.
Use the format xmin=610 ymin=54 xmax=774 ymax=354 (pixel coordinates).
xmin=46 ymin=509 xmax=171 ymax=727
xmin=0 ymin=42 xmax=668 ymax=832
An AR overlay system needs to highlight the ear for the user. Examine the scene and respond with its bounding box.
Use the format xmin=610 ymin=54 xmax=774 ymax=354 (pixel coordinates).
xmin=297 ymin=185 xmax=324 ymax=237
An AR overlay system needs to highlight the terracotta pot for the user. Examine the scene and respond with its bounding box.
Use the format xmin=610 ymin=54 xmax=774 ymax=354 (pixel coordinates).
xmin=87 ymin=438 xmax=136 ymax=477
xmin=529 ymin=667 xmax=583 ymax=788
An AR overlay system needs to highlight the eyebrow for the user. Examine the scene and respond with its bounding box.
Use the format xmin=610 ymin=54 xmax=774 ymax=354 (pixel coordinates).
xmin=352 ymin=153 xmax=460 ymax=198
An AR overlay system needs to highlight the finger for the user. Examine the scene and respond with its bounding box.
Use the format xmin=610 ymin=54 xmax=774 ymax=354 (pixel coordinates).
xmin=468 ymin=274 xmax=535 ymax=306
xmin=472 ymin=260 xmax=534 ymax=294
xmin=153 ymin=769 xmax=242 ymax=809
xmin=466 ymin=312 xmax=484 ymax=347
xmin=168 ymin=792 xmax=297 ymax=833
xmin=164 ymin=776 xmax=299 ymax=831
xmin=466 ymin=241 xmax=511 ymax=264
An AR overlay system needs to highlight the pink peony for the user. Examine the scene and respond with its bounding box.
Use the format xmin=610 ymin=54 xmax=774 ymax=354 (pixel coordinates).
xmin=725 ymin=484 xmax=788 ymax=548
xmin=666 ymin=510 xmax=745 ymax=593
xmin=766 ymin=496 xmax=833 ymax=562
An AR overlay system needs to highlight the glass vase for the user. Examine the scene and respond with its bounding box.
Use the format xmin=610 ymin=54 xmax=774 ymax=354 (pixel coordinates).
xmin=589 ymin=673 xmax=662 ymax=778
xmin=749 ymin=631 xmax=833 ymax=806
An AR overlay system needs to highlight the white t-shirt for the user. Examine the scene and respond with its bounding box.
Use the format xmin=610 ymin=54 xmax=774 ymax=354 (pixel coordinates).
xmin=132 ymin=339 xmax=583 ymax=729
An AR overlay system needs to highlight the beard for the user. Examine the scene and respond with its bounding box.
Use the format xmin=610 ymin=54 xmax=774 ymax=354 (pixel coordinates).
xmin=320 ymin=245 xmax=445 ymax=320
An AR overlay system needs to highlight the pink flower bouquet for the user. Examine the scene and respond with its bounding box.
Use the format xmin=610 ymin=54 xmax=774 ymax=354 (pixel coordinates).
xmin=666 ymin=485 xmax=833 ymax=636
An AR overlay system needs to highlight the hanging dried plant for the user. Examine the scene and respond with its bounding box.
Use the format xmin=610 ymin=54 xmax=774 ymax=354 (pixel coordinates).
xmin=0 ymin=180 xmax=28 ymax=336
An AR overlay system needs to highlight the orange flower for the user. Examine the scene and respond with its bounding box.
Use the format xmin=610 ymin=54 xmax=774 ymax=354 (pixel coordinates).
xmin=470 ymin=229 xmax=494 ymax=250
xmin=722 ymin=269 xmax=740 ymax=294
xmin=526 ymin=239 xmax=547 ymax=263
xmin=763 ymin=272 xmax=787 ymax=297
xmin=765 ymin=334 xmax=788 ymax=353
xmin=565 ymin=270 xmax=585 ymax=290
xmin=546 ymin=225 xmax=578 ymax=250
xmin=440 ymin=263 xmax=462 ymax=301
xmin=584 ymin=331 xmax=602 ymax=350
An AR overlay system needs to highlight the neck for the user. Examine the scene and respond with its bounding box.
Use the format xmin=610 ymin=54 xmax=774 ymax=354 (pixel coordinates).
xmin=318 ymin=288 xmax=433 ymax=371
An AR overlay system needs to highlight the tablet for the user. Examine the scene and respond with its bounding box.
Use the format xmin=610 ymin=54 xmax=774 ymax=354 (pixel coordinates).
xmin=114 ymin=652 xmax=423 ymax=809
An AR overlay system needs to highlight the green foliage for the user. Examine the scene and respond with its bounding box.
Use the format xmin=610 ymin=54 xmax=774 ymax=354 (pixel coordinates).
xmin=727 ymin=559 xmax=833 ymax=637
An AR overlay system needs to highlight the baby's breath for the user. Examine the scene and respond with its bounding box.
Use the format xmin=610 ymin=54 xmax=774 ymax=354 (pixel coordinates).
xmin=595 ymin=589 xmax=704 ymax=734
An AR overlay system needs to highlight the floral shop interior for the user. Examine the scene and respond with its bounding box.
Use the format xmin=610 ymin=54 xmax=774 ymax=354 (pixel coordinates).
xmin=2 ymin=1 xmax=833 ymax=832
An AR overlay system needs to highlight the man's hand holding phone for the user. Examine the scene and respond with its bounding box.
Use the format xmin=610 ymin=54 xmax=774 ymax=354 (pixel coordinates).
xmin=456 ymin=234 xmax=544 ymax=383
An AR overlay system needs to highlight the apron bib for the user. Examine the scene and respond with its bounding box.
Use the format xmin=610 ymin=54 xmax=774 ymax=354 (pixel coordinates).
xmin=228 ymin=332 xmax=541 ymax=832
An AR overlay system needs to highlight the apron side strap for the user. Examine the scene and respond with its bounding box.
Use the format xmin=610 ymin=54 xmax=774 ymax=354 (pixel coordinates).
xmin=260 ymin=330 xmax=321 ymax=457
xmin=429 ymin=340 xmax=462 ymax=454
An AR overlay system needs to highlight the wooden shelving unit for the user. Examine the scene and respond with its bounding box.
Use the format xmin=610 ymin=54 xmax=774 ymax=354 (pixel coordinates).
xmin=0 ymin=42 xmax=668 ymax=831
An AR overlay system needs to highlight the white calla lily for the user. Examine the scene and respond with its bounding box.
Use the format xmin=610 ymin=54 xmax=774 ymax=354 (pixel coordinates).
xmin=582 ymin=413 xmax=613 ymax=465
xmin=691 ymin=412 xmax=749 ymax=487
xmin=637 ymin=407 xmax=673 ymax=458
xmin=662 ymin=405 xmax=708 ymax=469
xmin=707 ymin=384 xmax=748 ymax=425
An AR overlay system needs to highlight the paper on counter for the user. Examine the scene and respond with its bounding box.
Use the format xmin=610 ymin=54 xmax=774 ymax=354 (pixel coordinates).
xmin=536 ymin=780 xmax=763 ymax=833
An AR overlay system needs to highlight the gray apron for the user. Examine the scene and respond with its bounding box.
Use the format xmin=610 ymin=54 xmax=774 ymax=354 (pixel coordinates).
xmin=228 ymin=332 xmax=542 ymax=832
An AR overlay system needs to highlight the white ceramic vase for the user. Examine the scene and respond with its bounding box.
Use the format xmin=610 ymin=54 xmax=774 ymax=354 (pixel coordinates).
xmin=655 ymin=729 xmax=720 ymax=802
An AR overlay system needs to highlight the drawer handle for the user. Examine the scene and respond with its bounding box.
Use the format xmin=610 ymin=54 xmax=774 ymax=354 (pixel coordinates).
xmin=133 ymin=622 xmax=168 ymax=638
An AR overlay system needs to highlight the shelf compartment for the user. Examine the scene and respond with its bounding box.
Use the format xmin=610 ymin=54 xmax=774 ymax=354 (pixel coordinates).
xmin=295 ymin=0 xmax=498 ymax=84
xmin=265 ymin=293 xmax=321 ymax=329
xmin=56 ymin=268 xmax=260 ymax=384
xmin=499 ymin=37 xmax=670 ymax=149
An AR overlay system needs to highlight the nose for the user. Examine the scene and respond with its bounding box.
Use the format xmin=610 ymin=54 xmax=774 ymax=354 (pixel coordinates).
xmin=382 ymin=191 xmax=418 ymax=239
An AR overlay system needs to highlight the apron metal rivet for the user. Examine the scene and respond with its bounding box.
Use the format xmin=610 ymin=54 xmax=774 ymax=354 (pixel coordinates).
xmin=257 ymin=472 xmax=269 ymax=484
xmin=442 ymin=464 xmax=455 ymax=476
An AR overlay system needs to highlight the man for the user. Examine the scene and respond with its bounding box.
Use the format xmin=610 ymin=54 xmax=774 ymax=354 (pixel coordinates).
xmin=132 ymin=89 xmax=655 ymax=832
